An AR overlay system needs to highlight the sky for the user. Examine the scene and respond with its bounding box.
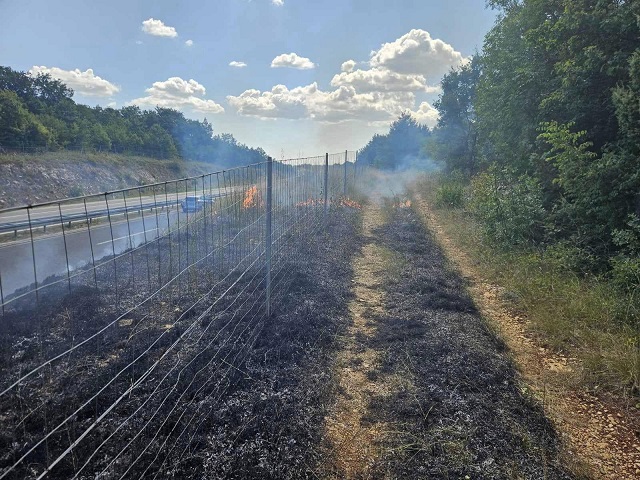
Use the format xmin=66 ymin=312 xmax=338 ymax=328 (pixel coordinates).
xmin=0 ymin=0 xmax=497 ymax=158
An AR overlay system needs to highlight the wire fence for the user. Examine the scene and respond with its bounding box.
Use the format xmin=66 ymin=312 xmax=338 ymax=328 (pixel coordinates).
xmin=0 ymin=151 xmax=364 ymax=479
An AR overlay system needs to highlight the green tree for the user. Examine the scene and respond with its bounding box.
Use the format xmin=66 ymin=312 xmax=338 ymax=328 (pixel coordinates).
xmin=0 ymin=90 xmax=52 ymax=148
xmin=428 ymin=57 xmax=481 ymax=174
xmin=358 ymin=113 xmax=431 ymax=170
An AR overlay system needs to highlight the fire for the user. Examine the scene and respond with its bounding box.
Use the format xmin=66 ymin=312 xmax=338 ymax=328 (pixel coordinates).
xmin=394 ymin=200 xmax=411 ymax=208
xmin=338 ymin=197 xmax=362 ymax=209
xmin=242 ymin=185 xmax=262 ymax=208
xmin=295 ymin=198 xmax=323 ymax=207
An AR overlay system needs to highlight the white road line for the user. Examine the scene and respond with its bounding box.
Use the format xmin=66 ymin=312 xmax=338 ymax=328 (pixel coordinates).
xmin=96 ymin=228 xmax=159 ymax=246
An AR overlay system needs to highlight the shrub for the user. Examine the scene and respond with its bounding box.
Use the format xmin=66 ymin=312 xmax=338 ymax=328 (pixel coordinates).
xmin=469 ymin=168 xmax=546 ymax=248
xmin=435 ymin=181 xmax=465 ymax=208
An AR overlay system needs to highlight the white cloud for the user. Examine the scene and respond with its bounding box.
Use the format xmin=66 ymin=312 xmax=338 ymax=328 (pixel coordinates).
xmin=341 ymin=60 xmax=356 ymax=73
xmin=331 ymin=68 xmax=429 ymax=93
xmin=227 ymin=84 xmax=308 ymax=119
xmin=135 ymin=40 xmax=143 ymax=45
xmin=229 ymin=61 xmax=247 ymax=68
xmin=227 ymin=29 xmax=459 ymax=126
xmin=271 ymin=52 xmax=315 ymax=70
xmin=272 ymin=0 xmax=284 ymax=5
xmin=227 ymin=83 xmax=414 ymax=123
xmin=369 ymin=29 xmax=466 ymax=81
xmin=130 ymin=77 xmax=224 ymax=114
xmin=409 ymin=101 xmax=439 ymax=128
xmin=185 ymin=39 xmax=193 ymax=47
xmin=29 ymin=66 xmax=120 ymax=97
xmin=141 ymin=18 xmax=178 ymax=38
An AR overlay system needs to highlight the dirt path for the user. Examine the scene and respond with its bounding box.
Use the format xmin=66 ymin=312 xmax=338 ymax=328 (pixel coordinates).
xmin=322 ymin=198 xmax=574 ymax=479
xmin=323 ymin=202 xmax=395 ymax=479
xmin=413 ymin=192 xmax=640 ymax=479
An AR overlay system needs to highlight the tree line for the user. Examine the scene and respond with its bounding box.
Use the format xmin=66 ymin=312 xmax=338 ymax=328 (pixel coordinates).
xmin=0 ymin=66 xmax=267 ymax=167
xmin=424 ymin=0 xmax=640 ymax=283
xmin=357 ymin=112 xmax=432 ymax=170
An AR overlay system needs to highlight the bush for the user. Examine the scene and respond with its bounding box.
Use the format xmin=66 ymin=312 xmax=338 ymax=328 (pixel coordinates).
xmin=610 ymin=256 xmax=640 ymax=293
xmin=469 ymin=168 xmax=546 ymax=248
xmin=435 ymin=181 xmax=465 ymax=208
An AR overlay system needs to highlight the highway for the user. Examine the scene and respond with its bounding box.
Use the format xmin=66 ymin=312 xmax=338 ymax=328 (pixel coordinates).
xmin=0 ymin=186 xmax=235 ymax=234
xmin=0 ymin=186 xmax=241 ymax=303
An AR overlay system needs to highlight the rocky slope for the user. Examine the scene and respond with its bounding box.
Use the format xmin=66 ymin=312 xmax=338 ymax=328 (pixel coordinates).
xmin=0 ymin=152 xmax=221 ymax=209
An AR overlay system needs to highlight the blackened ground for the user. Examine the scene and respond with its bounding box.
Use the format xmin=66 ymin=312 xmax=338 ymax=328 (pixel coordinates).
xmin=183 ymin=209 xmax=362 ymax=479
xmin=366 ymin=203 xmax=575 ymax=479
xmin=0 ymin=206 xmax=362 ymax=479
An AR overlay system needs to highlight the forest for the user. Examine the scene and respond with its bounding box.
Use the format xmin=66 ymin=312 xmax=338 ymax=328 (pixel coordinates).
xmin=361 ymin=0 xmax=640 ymax=290
xmin=0 ymin=66 xmax=267 ymax=167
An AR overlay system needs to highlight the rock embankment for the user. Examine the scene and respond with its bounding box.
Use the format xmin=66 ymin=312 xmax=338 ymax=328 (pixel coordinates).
xmin=0 ymin=153 xmax=215 ymax=209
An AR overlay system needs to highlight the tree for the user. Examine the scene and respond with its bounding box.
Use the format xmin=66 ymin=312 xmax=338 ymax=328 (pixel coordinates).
xmin=358 ymin=113 xmax=431 ymax=170
xmin=0 ymin=90 xmax=52 ymax=148
xmin=0 ymin=64 xmax=268 ymax=164
xmin=428 ymin=57 xmax=481 ymax=174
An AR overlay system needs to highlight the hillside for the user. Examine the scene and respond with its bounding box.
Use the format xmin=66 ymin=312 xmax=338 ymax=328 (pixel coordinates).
xmin=0 ymin=152 xmax=223 ymax=209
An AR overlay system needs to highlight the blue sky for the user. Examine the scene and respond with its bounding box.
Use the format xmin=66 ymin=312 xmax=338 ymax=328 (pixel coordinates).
xmin=0 ymin=0 xmax=497 ymax=158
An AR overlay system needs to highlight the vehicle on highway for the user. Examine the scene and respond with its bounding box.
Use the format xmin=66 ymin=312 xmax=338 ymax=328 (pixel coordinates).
xmin=180 ymin=195 xmax=204 ymax=213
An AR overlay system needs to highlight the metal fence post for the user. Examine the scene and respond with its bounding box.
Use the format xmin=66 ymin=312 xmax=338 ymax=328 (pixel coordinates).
xmin=344 ymin=150 xmax=348 ymax=196
xmin=265 ymin=156 xmax=273 ymax=317
xmin=354 ymin=151 xmax=358 ymax=182
xmin=324 ymin=152 xmax=329 ymax=218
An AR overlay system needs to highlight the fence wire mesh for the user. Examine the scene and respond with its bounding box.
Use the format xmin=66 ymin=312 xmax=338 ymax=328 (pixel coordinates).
xmin=0 ymin=151 xmax=362 ymax=479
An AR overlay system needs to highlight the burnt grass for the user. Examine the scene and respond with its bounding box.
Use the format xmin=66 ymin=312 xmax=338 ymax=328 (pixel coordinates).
xmin=366 ymin=203 xmax=574 ymax=479
xmin=0 ymin=206 xmax=361 ymax=479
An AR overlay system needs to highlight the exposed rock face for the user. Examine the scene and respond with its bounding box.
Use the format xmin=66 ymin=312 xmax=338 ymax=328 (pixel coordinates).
xmin=0 ymin=154 xmax=213 ymax=208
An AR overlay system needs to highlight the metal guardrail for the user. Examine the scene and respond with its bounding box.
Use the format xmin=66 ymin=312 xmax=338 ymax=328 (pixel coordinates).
xmin=0 ymin=199 xmax=175 ymax=234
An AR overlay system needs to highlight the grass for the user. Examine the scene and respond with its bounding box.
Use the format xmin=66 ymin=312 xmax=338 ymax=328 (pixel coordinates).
xmin=417 ymin=175 xmax=640 ymax=397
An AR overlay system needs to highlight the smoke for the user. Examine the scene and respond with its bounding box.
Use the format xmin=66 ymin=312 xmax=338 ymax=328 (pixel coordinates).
xmin=358 ymin=155 xmax=441 ymax=200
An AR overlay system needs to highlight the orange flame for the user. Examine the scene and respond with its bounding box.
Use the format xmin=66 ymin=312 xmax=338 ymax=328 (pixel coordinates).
xmin=395 ymin=200 xmax=411 ymax=208
xmin=243 ymin=185 xmax=262 ymax=208
xmin=295 ymin=198 xmax=322 ymax=207
xmin=338 ymin=197 xmax=362 ymax=209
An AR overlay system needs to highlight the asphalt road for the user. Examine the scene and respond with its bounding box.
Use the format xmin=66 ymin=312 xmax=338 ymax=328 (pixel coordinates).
xmin=0 ymin=185 xmax=241 ymax=303
xmin=0 ymin=186 xmax=238 ymax=234
xmin=0 ymin=207 xmax=180 ymax=302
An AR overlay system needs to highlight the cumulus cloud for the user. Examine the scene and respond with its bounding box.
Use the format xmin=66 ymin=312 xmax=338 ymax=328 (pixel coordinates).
xmin=369 ymin=29 xmax=466 ymax=81
xmin=272 ymin=0 xmax=284 ymax=5
xmin=229 ymin=61 xmax=247 ymax=68
xmin=227 ymin=29 xmax=460 ymax=125
xmin=29 ymin=66 xmax=120 ymax=97
xmin=331 ymin=68 xmax=429 ymax=93
xmin=271 ymin=52 xmax=315 ymax=70
xmin=130 ymin=77 xmax=224 ymax=114
xmin=227 ymin=84 xmax=308 ymax=119
xmin=409 ymin=101 xmax=440 ymax=128
xmin=227 ymin=83 xmax=413 ymax=123
xmin=341 ymin=60 xmax=357 ymax=73
xmin=141 ymin=18 xmax=178 ymax=38
xmin=185 ymin=39 xmax=193 ymax=47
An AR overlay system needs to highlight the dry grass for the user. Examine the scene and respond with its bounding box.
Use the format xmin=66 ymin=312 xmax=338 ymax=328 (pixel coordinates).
xmin=417 ymin=176 xmax=639 ymax=397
